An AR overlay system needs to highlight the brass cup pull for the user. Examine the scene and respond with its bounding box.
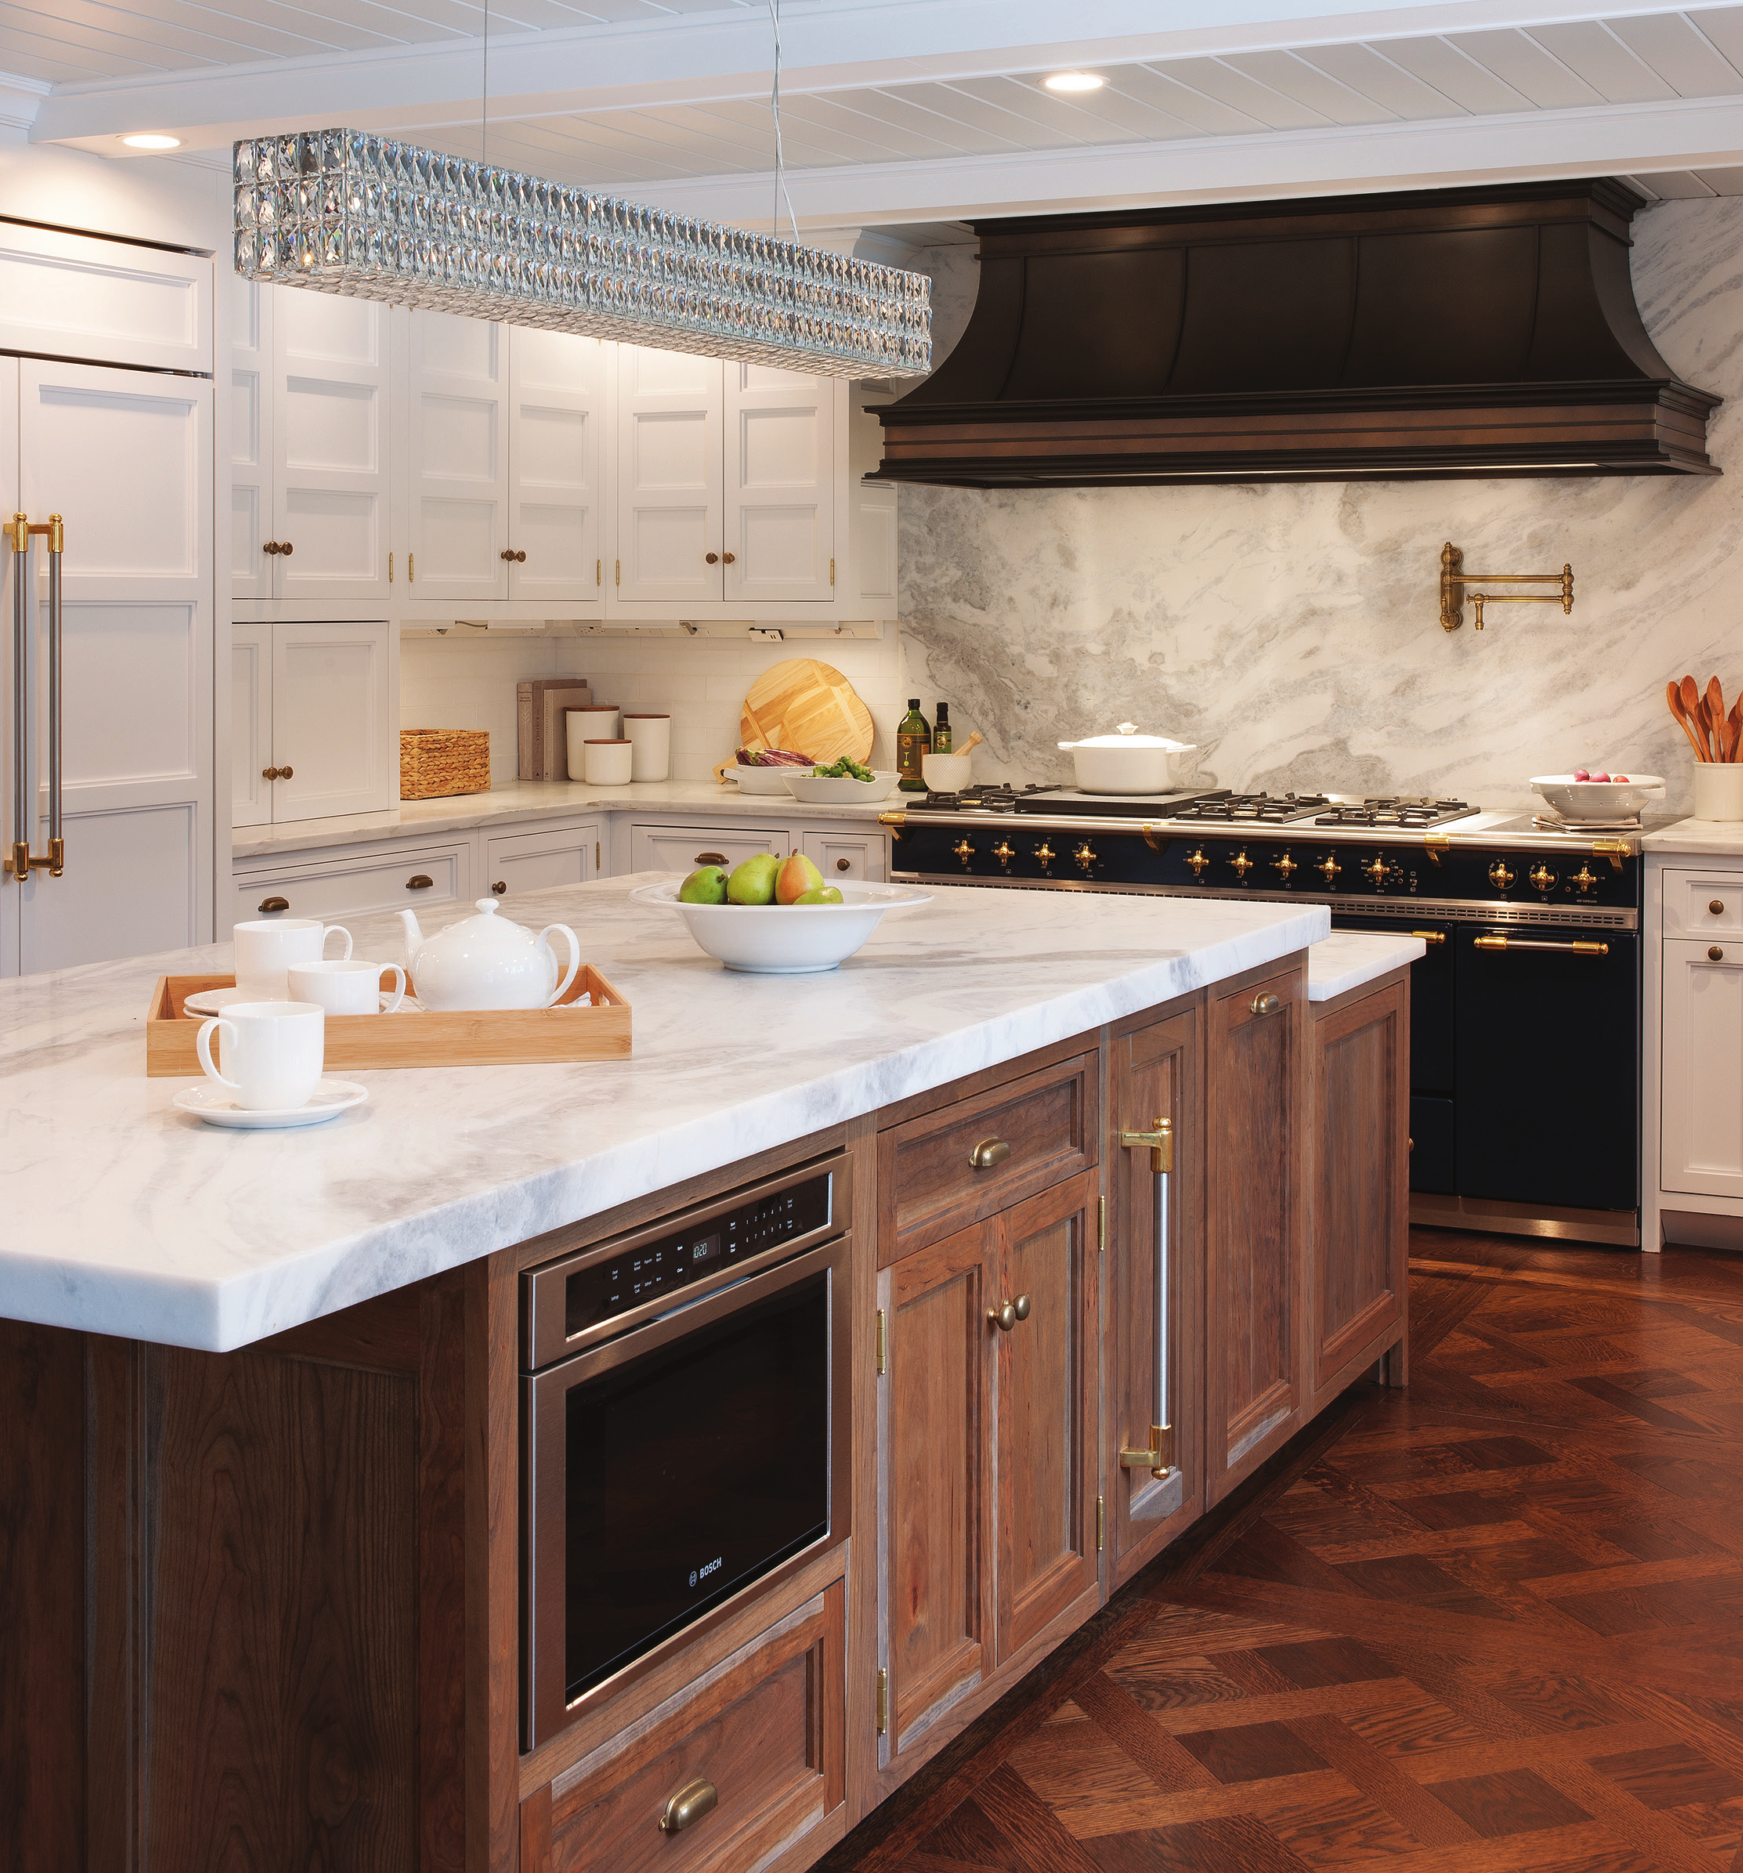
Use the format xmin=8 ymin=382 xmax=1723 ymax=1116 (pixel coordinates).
xmin=705 ymin=551 xmax=720 ymax=564
xmin=988 ymin=1294 xmax=1031 ymax=1332
xmin=659 ymin=1778 xmax=717 ymax=1835
xmin=492 ymin=880 xmax=507 ymax=895
xmin=1711 ymin=946 xmax=1726 ymax=962
xmin=695 ymin=851 xmax=727 ymax=866
xmin=257 ymin=895 xmax=290 ymax=913
xmin=1250 ymin=991 xmax=1282 ymax=1016
xmin=969 ymin=1137 xmax=1011 ymax=1170
xmin=406 ymin=874 xmax=434 ymax=890
xmin=1711 ymin=900 xmax=1726 ymax=915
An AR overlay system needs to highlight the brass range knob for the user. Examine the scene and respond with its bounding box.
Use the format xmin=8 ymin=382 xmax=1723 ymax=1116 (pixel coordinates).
xmin=1489 ymin=861 xmax=1516 ymax=891
xmin=1571 ymin=864 xmax=1597 ymax=890
xmin=993 ymin=840 xmax=1015 ymax=867
xmin=1318 ymin=855 xmax=1341 ymax=884
xmin=1074 ymin=843 xmax=1097 ymax=872
xmin=1273 ymin=852 xmax=1297 ymax=881
xmin=1363 ymin=856 xmax=1387 ymax=887
xmin=1186 ymin=848 xmax=1209 ymax=877
xmin=1231 ymin=850 xmax=1253 ymax=879
xmin=1530 ymin=863 xmax=1558 ymax=894
xmin=1034 ymin=842 xmax=1055 ymax=867
xmin=987 ymin=1294 xmax=1032 ymax=1332
xmin=953 ymin=837 xmax=975 ymax=865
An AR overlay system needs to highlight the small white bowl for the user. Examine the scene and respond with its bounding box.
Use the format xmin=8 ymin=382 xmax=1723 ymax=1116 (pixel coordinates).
xmin=922 ymin=751 xmax=973 ymax=792
xmin=632 ymin=878 xmax=932 ymax=973
xmin=727 ymin=762 xmax=812 ymax=794
xmin=781 ymin=770 xmax=901 ymax=805
xmin=1531 ymin=774 xmax=1665 ymax=821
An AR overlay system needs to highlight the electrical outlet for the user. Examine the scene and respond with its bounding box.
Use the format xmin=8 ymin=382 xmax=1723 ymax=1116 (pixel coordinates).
xmin=749 ymin=627 xmax=785 ymax=643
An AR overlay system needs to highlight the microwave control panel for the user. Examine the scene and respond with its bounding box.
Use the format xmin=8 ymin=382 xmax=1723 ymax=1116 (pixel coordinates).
xmin=562 ymin=1170 xmax=833 ymax=1344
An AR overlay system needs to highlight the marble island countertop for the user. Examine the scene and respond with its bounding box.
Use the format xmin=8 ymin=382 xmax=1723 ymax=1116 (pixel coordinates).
xmin=1 ymin=875 xmax=1330 ymax=1354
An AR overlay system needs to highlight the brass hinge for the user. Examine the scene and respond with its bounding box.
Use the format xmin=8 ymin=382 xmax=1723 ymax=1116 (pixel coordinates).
xmin=408 ymin=551 xmax=415 ymax=583
xmin=1096 ymin=1494 xmax=1105 ymax=1553
xmin=1098 ymin=1195 xmax=1106 ymax=1254
xmin=875 ymin=1308 xmax=887 ymax=1376
xmin=1119 ymin=1424 xmax=1175 ymax=1479
xmin=388 ymin=550 xmax=394 ymax=583
xmin=615 ymin=558 xmax=621 ymax=587
xmin=830 ymin=556 xmax=836 ymax=587
xmin=876 ymin=1668 xmax=888 ymax=1735
xmin=596 ymin=557 xmax=601 ymax=587
xmin=595 ymin=841 xmax=601 ymax=870
xmin=1592 ymin=837 xmax=1629 ymax=873
xmin=1120 ymin=1116 xmax=1172 ymax=1174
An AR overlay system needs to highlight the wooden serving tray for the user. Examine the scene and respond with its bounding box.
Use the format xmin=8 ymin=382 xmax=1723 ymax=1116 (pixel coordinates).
xmin=145 ymin=968 xmax=631 ymax=1076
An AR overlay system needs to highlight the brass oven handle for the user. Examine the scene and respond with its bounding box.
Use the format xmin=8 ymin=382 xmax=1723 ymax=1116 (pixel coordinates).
xmin=1473 ymin=934 xmax=1608 ymax=956
xmin=988 ymin=1294 xmax=1031 ymax=1332
xmin=970 ymin=1137 xmax=1011 ymax=1170
xmin=1410 ymin=930 xmax=1447 ymax=945
xmin=257 ymin=895 xmax=290 ymax=913
xmin=659 ymin=1778 xmax=718 ymax=1834
xmin=1250 ymin=991 xmax=1282 ymax=1016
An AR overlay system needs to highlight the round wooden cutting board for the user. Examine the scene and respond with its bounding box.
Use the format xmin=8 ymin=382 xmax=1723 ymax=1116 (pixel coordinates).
xmin=740 ymin=658 xmax=875 ymax=765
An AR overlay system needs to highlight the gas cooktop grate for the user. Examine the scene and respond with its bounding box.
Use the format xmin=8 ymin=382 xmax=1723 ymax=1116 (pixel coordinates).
xmin=910 ymin=783 xmax=1056 ymax=813
xmin=1166 ymin=792 xmax=1332 ymax=824
xmin=1314 ymin=797 xmax=1479 ymax=829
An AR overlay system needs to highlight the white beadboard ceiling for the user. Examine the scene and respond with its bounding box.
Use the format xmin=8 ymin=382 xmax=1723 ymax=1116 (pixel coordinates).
xmin=15 ymin=1 xmax=1743 ymax=229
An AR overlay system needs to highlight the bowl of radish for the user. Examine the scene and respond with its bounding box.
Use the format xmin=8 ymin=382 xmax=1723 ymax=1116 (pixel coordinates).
xmin=1531 ymin=770 xmax=1665 ymax=821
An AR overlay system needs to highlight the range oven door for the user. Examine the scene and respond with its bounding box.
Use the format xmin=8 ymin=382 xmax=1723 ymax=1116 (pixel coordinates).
xmin=522 ymin=1235 xmax=850 ymax=1750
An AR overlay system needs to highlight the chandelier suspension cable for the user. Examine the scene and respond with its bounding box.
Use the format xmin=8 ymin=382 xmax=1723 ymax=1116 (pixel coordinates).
xmin=767 ymin=0 xmax=799 ymax=242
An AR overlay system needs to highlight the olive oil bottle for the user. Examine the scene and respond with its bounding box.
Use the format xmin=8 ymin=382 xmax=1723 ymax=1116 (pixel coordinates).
xmin=933 ymin=702 xmax=953 ymax=755
xmin=896 ymin=699 xmax=931 ymax=791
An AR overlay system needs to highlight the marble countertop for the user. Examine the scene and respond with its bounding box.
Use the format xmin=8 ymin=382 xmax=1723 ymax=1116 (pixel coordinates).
xmin=0 ymin=874 xmax=1328 ymax=1354
xmin=1642 ymin=817 xmax=1743 ymax=857
xmin=1305 ymin=932 xmax=1425 ymax=1001
xmin=233 ymin=778 xmax=897 ymax=861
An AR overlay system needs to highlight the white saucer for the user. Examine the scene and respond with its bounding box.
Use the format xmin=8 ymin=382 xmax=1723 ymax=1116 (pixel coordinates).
xmin=173 ymin=1078 xmax=368 ymax=1129
xmin=181 ymin=986 xmax=251 ymax=1016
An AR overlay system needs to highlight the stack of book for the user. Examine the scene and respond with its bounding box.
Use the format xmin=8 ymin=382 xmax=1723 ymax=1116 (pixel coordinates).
xmin=517 ymin=679 xmax=592 ymax=781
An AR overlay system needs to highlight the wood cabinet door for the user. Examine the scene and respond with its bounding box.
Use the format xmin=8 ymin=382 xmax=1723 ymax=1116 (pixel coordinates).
xmin=1205 ymin=965 xmax=1303 ymax=1503
xmin=484 ymin=821 xmax=601 ymax=899
xmin=1306 ymin=981 xmax=1408 ymax=1410
xmin=615 ymin=346 xmax=723 ymax=605
xmin=880 ymin=1220 xmax=993 ymax=1766
xmin=1662 ymin=937 xmax=1743 ymax=1199
xmin=724 ymin=362 xmax=835 ymax=603
xmin=406 ymin=309 xmax=509 ymax=605
xmin=1106 ymin=1003 xmax=1202 ymax=1589
xmin=270 ymin=620 xmax=394 ymax=821
xmin=509 ymin=328 xmax=605 ymax=606
xmin=993 ymin=1172 xmax=1098 ymax=1663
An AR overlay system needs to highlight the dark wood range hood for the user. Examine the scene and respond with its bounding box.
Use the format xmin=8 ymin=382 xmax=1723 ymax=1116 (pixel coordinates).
xmin=871 ymin=179 xmax=1720 ymax=486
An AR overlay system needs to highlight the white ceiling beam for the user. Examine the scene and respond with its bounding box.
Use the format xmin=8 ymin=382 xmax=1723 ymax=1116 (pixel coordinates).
xmin=606 ymin=89 xmax=1743 ymax=229
xmin=34 ymin=0 xmax=1743 ymax=151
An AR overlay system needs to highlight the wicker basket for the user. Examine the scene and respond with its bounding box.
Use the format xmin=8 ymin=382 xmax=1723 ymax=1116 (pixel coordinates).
xmin=400 ymin=728 xmax=490 ymax=800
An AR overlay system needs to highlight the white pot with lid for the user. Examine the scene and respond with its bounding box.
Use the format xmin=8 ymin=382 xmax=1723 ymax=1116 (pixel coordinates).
xmin=1057 ymin=723 xmax=1197 ymax=794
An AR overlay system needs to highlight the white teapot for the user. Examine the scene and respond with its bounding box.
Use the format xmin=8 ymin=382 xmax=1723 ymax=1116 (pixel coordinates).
xmin=399 ymin=899 xmax=581 ymax=1011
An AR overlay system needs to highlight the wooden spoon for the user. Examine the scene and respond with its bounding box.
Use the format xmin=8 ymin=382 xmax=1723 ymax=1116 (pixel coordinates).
xmin=1682 ymin=674 xmax=1712 ymax=760
xmin=1709 ymin=676 xmax=1727 ymax=759
xmin=1669 ymin=679 xmax=1709 ymax=761
xmin=1728 ymin=693 xmax=1743 ymax=763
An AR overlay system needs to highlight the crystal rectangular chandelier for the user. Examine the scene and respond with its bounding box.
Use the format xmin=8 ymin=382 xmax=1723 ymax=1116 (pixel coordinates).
xmin=233 ymin=129 xmax=932 ymax=379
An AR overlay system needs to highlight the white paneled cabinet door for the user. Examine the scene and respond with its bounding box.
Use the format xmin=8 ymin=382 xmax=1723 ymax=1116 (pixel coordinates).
xmin=725 ymin=362 xmax=835 ymax=602
xmin=231 ymin=277 xmax=273 ymax=601
xmin=408 ymin=309 xmax=509 ymax=604
xmin=231 ymin=621 xmax=272 ymax=828
xmin=270 ymin=621 xmax=394 ymax=821
xmin=15 ymin=358 xmax=214 ymax=972
xmin=0 ymin=360 xmax=17 ymax=976
xmin=509 ymin=329 xmax=604 ymax=605
xmin=271 ymin=290 xmax=390 ymax=600
xmin=615 ymin=346 xmax=723 ymax=604
xmin=1662 ymin=937 xmax=1743 ymax=1200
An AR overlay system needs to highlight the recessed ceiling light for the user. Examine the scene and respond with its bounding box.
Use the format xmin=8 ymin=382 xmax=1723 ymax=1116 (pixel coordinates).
xmin=1041 ymin=71 xmax=1105 ymax=94
xmin=122 ymin=133 xmax=181 ymax=150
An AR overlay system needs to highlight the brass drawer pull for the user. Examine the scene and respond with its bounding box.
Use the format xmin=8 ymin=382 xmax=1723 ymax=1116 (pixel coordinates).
xmin=1250 ymin=991 xmax=1282 ymax=1016
xmin=257 ymin=895 xmax=290 ymax=913
xmin=836 ymin=858 xmax=851 ymax=872
xmin=492 ymin=880 xmax=507 ymax=895
xmin=988 ymin=1294 xmax=1031 ymax=1332
xmin=1711 ymin=946 xmax=1726 ymax=962
xmin=695 ymin=851 xmax=727 ymax=866
xmin=1711 ymin=900 xmax=1726 ymax=915
xmin=969 ymin=1137 xmax=1011 ymax=1170
xmin=1120 ymin=1116 xmax=1173 ymax=1174
xmin=1409 ymin=929 xmax=1447 ymax=946
xmin=659 ymin=1778 xmax=717 ymax=1834
xmin=406 ymin=874 xmax=434 ymax=890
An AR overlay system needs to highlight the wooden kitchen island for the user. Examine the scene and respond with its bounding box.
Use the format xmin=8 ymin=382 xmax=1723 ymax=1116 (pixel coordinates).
xmin=0 ymin=880 xmax=1414 ymax=1873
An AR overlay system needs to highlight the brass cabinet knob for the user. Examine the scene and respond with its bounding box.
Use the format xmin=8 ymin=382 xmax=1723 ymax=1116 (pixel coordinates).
xmin=1034 ymin=842 xmax=1055 ymax=867
xmin=705 ymin=551 xmax=719 ymax=564
xmin=280 ymin=540 xmax=293 ymax=556
xmin=970 ymin=1137 xmax=1012 ymax=1170
xmin=1530 ymin=863 xmax=1558 ymax=893
xmin=1363 ymin=855 xmax=1387 ymax=886
xmin=953 ymin=837 xmax=975 ymax=864
xmin=1318 ymin=855 xmax=1341 ymax=883
xmin=722 ymin=551 xmax=736 ymax=564
xmin=695 ymin=852 xmax=726 ymax=866
xmin=836 ymin=858 xmax=851 ymax=872
xmin=279 ymin=765 xmax=293 ymax=779
xmin=1489 ymin=861 xmax=1516 ymax=890
xmin=1186 ymin=848 xmax=1209 ymax=877
xmin=257 ymin=895 xmax=290 ymax=913
xmin=660 ymin=1778 xmax=717 ymax=1835
xmin=491 ymin=880 xmax=507 ymax=894
xmin=993 ymin=840 xmax=1014 ymax=866
xmin=262 ymin=540 xmax=280 ymax=555
xmin=1231 ymin=850 xmax=1253 ymax=879
xmin=1712 ymin=946 xmax=1726 ymax=962
xmin=501 ymin=548 xmax=515 ymax=560
xmin=1074 ymin=843 xmax=1097 ymax=872
xmin=987 ymin=1293 xmax=1031 ymax=1332
xmin=1273 ymin=852 xmax=1297 ymax=880
xmin=406 ymin=874 xmax=433 ymax=890
xmin=262 ymin=765 xmax=281 ymax=780
xmin=1250 ymin=991 xmax=1283 ymax=1016
xmin=1711 ymin=899 xmax=1726 ymax=915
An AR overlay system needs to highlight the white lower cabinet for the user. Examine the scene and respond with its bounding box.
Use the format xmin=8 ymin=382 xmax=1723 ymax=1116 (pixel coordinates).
xmin=629 ymin=822 xmax=786 ymax=875
xmin=800 ymin=828 xmax=885 ymax=883
xmin=234 ymin=841 xmax=468 ymax=928
xmin=483 ymin=821 xmax=602 ymax=899
xmin=1661 ymin=935 xmax=1743 ymax=1200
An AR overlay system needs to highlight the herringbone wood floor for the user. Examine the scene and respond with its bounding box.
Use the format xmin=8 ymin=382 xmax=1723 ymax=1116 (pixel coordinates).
xmin=826 ymin=1230 xmax=1743 ymax=1873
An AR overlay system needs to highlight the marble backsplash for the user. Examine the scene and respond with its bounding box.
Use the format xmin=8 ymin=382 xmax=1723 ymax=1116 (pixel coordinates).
xmin=897 ymin=198 xmax=1743 ymax=817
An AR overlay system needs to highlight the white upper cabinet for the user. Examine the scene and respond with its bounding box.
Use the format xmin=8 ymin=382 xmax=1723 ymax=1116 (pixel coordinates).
xmin=231 ymin=277 xmax=272 ymax=602
xmin=725 ymin=361 xmax=835 ymax=603
xmin=509 ymin=329 xmax=605 ymax=605
xmin=269 ymin=291 xmax=391 ymax=602
xmin=616 ymin=345 xmax=724 ymax=605
xmin=406 ymin=308 xmax=510 ymax=605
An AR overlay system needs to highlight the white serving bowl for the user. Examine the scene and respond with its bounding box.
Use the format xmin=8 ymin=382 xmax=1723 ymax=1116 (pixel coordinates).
xmin=633 ymin=878 xmax=932 ymax=973
xmin=1531 ymin=773 xmax=1665 ymax=821
xmin=781 ymin=770 xmax=901 ymax=805
xmin=728 ymin=761 xmax=812 ymax=794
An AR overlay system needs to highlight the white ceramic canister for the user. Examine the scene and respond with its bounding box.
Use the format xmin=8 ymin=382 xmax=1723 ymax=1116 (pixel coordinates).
xmin=583 ymin=738 xmax=634 ymax=785
xmin=566 ymin=707 xmax=620 ymax=782
xmin=1693 ymin=762 xmax=1743 ymax=822
xmin=622 ymin=713 xmax=671 ymax=782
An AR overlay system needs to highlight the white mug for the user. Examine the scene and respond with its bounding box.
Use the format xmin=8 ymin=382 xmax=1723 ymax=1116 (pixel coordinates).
xmin=233 ymin=917 xmax=353 ymax=999
xmin=287 ymin=958 xmax=407 ymax=1015
xmin=196 ymin=1001 xmax=325 ymax=1112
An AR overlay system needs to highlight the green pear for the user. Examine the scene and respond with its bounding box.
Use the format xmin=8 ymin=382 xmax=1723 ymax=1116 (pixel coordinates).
xmin=794 ymin=885 xmax=845 ymax=905
xmin=678 ymin=865 xmax=728 ymax=905
xmin=726 ymin=854 xmax=780 ymax=905
xmin=776 ymin=851 xmax=824 ymax=904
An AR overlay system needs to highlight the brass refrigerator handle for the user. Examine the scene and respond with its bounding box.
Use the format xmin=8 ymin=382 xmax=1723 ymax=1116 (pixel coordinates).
xmin=1117 ymin=1112 xmax=1175 ymax=1481
xmin=6 ymin=512 xmax=65 ymax=884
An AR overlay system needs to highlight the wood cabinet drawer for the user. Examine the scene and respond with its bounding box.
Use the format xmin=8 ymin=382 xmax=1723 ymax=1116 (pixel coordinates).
xmin=232 ymin=843 xmax=468 ymax=925
xmin=532 ymin=1582 xmax=844 ymax=1873
xmin=1664 ymin=869 xmax=1743 ymax=935
xmin=879 ymin=1055 xmax=1098 ymax=1261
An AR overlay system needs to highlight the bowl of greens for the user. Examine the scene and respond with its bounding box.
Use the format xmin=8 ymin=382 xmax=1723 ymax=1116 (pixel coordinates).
xmin=780 ymin=757 xmax=900 ymax=804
